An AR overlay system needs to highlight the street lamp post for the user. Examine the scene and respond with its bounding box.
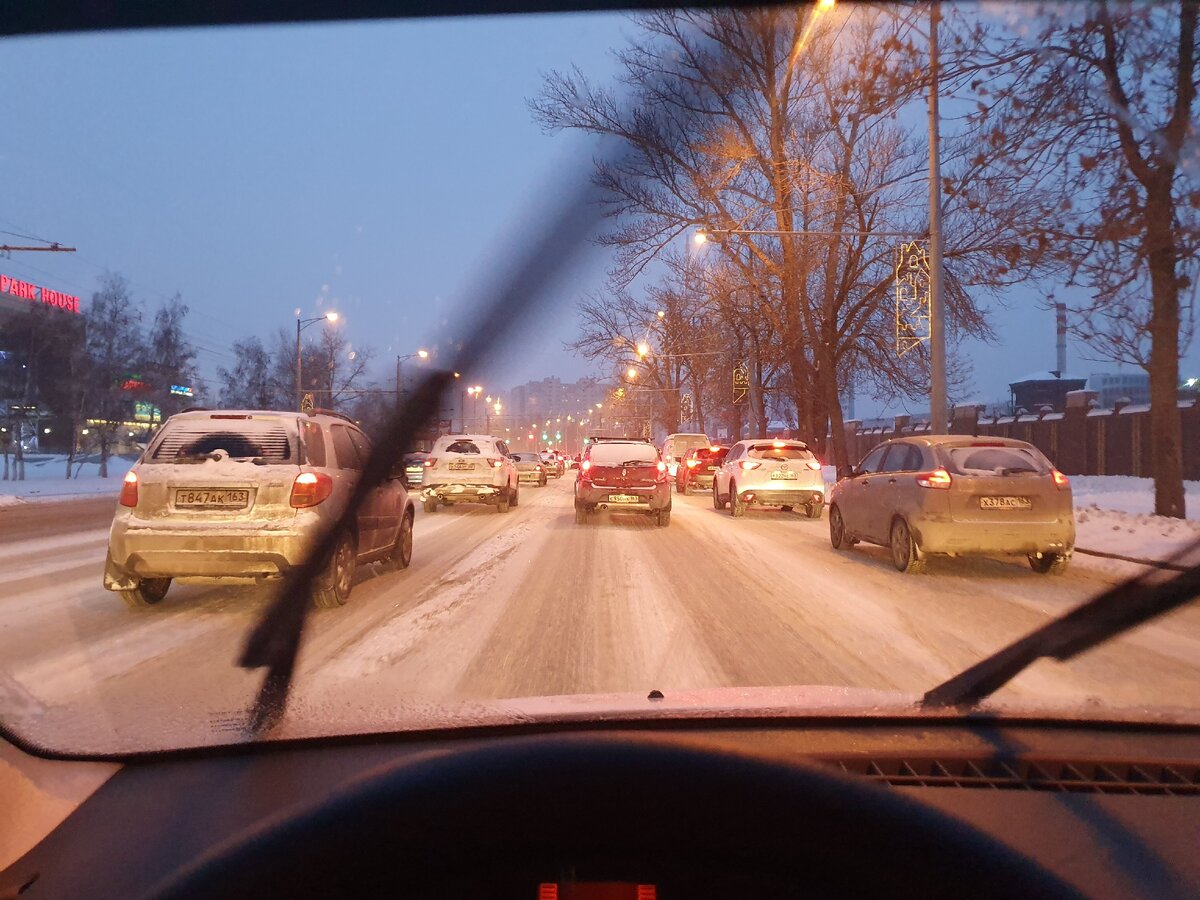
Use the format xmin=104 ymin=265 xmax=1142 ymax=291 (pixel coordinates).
xmin=927 ymin=0 xmax=946 ymax=433
xmin=462 ymin=385 xmax=483 ymax=431
xmin=395 ymin=349 xmax=429 ymax=413
xmin=295 ymin=311 xmax=339 ymax=410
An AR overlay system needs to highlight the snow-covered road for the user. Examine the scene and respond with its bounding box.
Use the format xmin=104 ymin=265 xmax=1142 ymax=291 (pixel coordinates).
xmin=2 ymin=478 xmax=1199 ymax=748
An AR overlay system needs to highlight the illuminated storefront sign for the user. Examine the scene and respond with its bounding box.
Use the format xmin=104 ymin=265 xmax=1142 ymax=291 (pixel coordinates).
xmin=133 ymin=401 xmax=162 ymax=423
xmin=170 ymin=384 xmax=194 ymax=398
xmin=0 ymin=274 xmax=81 ymax=314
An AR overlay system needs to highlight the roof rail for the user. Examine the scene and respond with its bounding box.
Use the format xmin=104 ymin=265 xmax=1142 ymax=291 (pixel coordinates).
xmin=307 ymin=408 xmax=357 ymax=424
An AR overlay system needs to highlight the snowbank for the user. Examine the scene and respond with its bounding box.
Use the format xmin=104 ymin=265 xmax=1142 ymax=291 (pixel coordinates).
xmin=0 ymin=454 xmax=135 ymax=505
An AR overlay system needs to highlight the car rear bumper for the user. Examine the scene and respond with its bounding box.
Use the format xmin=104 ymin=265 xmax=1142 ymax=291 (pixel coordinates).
xmin=688 ymin=473 xmax=717 ymax=488
xmin=738 ymin=485 xmax=824 ymax=507
xmin=913 ymin=519 xmax=1075 ymax=555
xmin=423 ymin=482 xmax=507 ymax=503
xmin=517 ymin=471 xmax=545 ymax=483
xmin=577 ymin=483 xmax=670 ymax=511
xmin=106 ymin=518 xmax=318 ymax=584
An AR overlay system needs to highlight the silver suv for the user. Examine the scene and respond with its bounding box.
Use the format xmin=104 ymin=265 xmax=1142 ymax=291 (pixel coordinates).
xmin=421 ymin=433 xmax=520 ymax=513
xmin=104 ymin=409 xmax=415 ymax=610
xmin=713 ymin=438 xmax=825 ymax=518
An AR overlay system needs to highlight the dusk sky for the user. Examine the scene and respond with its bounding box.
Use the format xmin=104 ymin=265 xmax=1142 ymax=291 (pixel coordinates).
xmin=1 ymin=11 xmax=1190 ymax=420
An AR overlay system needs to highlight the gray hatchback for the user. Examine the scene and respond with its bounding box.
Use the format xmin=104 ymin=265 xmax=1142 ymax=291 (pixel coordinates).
xmin=827 ymin=436 xmax=1074 ymax=574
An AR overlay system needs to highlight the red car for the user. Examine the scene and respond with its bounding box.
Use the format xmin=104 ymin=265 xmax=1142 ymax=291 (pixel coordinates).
xmin=675 ymin=445 xmax=729 ymax=495
xmin=574 ymin=439 xmax=672 ymax=526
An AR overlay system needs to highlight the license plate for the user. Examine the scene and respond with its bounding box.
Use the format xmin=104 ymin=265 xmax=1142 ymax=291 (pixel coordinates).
xmin=448 ymin=460 xmax=474 ymax=471
xmin=771 ymin=470 xmax=797 ymax=480
xmin=608 ymin=494 xmax=641 ymax=503
xmin=706 ymin=466 xmax=717 ymax=471
xmin=175 ymin=488 xmax=250 ymax=509
xmin=980 ymin=496 xmax=1031 ymax=510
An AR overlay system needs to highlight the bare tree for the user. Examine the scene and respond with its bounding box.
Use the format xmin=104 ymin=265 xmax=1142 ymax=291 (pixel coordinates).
xmin=958 ymin=1 xmax=1199 ymax=516
xmin=85 ymin=273 xmax=146 ymax=478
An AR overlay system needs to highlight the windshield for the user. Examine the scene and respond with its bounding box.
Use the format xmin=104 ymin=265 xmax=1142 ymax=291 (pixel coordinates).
xmin=2 ymin=3 xmax=1200 ymax=756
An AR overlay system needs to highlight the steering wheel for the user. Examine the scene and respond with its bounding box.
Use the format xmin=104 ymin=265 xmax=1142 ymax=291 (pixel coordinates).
xmin=156 ymin=734 xmax=1078 ymax=898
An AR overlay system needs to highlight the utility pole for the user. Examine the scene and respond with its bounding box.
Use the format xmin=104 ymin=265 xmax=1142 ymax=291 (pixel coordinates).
xmin=928 ymin=0 xmax=947 ymax=433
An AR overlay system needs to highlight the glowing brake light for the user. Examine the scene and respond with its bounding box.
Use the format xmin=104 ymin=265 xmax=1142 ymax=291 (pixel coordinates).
xmin=686 ymin=458 xmax=700 ymax=468
xmin=1052 ymin=468 xmax=1070 ymax=489
xmin=119 ymin=470 xmax=139 ymax=507
xmin=290 ymin=471 xmax=334 ymax=508
xmin=740 ymin=460 xmax=762 ymax=471
xmin=772 ymin=440 xmax=786 ymax=448
xmin=655 ymin=460 xmax=668 ymax=482
xmin=487 ymin=458 xmax=503 ymax=469
xmin=710 ymin=446 xmax=720 ymax=452
xmin=916 ymin=468 xmax=952 ymax=489
xmin=423 ymin=458 xmax=437 ymax=467
xmin=581 ymin=459 xmax=592 ymax=471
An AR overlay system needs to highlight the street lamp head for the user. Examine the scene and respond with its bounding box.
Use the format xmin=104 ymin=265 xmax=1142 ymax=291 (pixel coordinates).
xmin=627 ymin=367 xmax=638 ymax=380
xmin=656 ymin=310 xmax=665 ymax=319
xmin=453 ymin=372 xmax=461 ymax=378
xmin=324 ymin=311 xmax=339 ymax=322
xmin=636 ymin=341 xmax=650 ymax=358
xmin=417 ymin=349 xmax=429 ymax=359
xmin=693 ymin=230 xmax=707 ymax=245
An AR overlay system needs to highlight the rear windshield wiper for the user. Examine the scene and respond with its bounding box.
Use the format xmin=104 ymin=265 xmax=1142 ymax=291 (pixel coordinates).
xmin=923 ymin=538 xmax=1200 ymax=708
xmin=618 ymin=459 xmax=653 ymax=467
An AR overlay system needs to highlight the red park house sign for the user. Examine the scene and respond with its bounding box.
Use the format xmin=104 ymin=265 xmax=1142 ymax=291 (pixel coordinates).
xmin=0 ymin=274 xmax=81 ymax=314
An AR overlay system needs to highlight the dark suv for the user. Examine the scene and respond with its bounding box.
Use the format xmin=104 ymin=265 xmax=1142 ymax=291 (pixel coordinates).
xmin=573 ymin=438 xmax=672 ymax=527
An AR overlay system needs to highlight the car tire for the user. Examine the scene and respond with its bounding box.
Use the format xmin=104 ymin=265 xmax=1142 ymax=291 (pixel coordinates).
xmin=510 ymin=483 xmax=520 ymax=508
xmin=829 ymin=505 xmax=849 ymax=550
xmin=889 ymin=518 xmax=926 ymax=574
xmin=119 ymin=577 xmax=171 ymax=609
xmin=730 ymin=482 xmax=745 ymax=518
xmin=1029 ymin=552 xmax=1069 ymax=575
xmin=656 ymin=506 xmax=671 ymax=527
xmin=675 ymin=479 xmax=685 ymax=495
xmin=804 ymin=500 xmax=823 ymax=519
xmin=540 ymin=475 xmax=547 ymax=487
xmin=423 ymin=498 xmax=438 ymax=514
xmin=574 ymin=505 xmax=587 ymax=525
xmin=497 ymin=495 xmax=511 ymax=513
xmin=311 ymin=531 xmax=356 ymax=608
xmin=385 ymin=509 xmax=414 ymax=571
xmin=712 ymin=480 xmax=725 ymax=510
xmin=781 ymin=505 xmax=794 ymax=513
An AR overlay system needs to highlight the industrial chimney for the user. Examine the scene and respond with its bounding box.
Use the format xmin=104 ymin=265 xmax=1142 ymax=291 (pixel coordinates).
xmin=1054 ymin=302 xmax=1067 ymax=377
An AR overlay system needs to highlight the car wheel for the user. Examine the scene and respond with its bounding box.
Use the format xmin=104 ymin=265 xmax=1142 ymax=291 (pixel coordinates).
xmin=574 ymin=505 xmax=588 ymax=525
xmin=889 ymin=518 xmax=926 ymax=574
xmin=675 ymin=479 xmax=685 ymax=495
xmin=829 ymin=505 xmax=848 ymax=550
xmin=540 ymin=476 xmax=547 ymax=487
xmin=1029 ymin=551 xmax=1069 ymax=575
xmin=510 ymin=483 xmax=520 ymax=508
xmin=423 ymin=498 xmax=438 ymax=514
xmin=656 ymin=506 xmax=671 ymax=527
xmin=730 ymin=482 xmax=745 ymax=518
xmin=119 ymin=577 xmax=171 ymax=609
xmin=385 ymin=509 xmax=414 ymax=571
xmin=312 ymin=532 xmax=356 ymax=608
xmin=805 ymin=499 xmax=823 ymax=519
xmin=781 ymin=505 xmax=794 ymax=513
xmin=712 ymin=480 xmax=725 ymax=510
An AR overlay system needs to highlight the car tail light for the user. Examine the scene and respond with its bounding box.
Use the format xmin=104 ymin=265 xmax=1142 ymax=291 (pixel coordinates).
xmin=581 ymin=459 xmax=592 ymax=471
xmin=290 ymin=471 xmax=334 ymax=508
xmin=686 ymin=459 xmax=700 ymax=468
xmin=740 ymin=461 xmax=762 ymax=471
xmin=487 ymin=458 xmax=504 ymax=469
xmin=1052 ymin=468 xmax=1069 ymax=489
xmin=424 ymin=458 xmax=437 ymax=467
xmin=916 ymin=468 xmax=952 ymax=489
xmin=656 ymin=461 xmax=668 ymax=482
xmin=805 ymin=460 xmax=822 ymax=471
xmin=119 ymin=470 xmax=139 ymax=507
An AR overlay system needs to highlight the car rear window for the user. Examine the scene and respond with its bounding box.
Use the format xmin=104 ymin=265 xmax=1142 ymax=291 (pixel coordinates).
xmin=671 ymin=436 xmax=709 ymax=454
xmin=746 ymin=443 xmax=814 ymax=461
xmin=511 ymin=453 xmax=536 ymax=462
xmin=695 ymin=447 xmax=726 ymax=461
xmin=945 ymin=445 xmax=1048 ymax=476
xmin=443 ymin=440 xmax=481 ymax=455
xmin=299 ymin=419 xmax=327 ymax=467
xmin=151 ymin=417 xmax=294 ymax=463
xmin=590 ymin=443 xmax=658 ymax=466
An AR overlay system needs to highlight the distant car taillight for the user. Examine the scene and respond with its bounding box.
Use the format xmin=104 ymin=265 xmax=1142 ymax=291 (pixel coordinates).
xmin=423 ymin=458 xmax=437 ymax=467
xmin=290 ymin=471 xmax=334 ymax=508
xmin=739 ymin=461 xmax=762 ymax=471
xmin=656 ymin=461 xmax=668 ymax=482
xmin=1052 ymin=468 xmax=1070 ymax=489
xmin=119 ymin=470 xmax=139 ymax=507
xmin=916 ymin=468 xmax=953 ymax=489
xmin=579 ymin=459 xmax=592 ymax=482
xmin=487 ymin=458 xmax=504 ymax=469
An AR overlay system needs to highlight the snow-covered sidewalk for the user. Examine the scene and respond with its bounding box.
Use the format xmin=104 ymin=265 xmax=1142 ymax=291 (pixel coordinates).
xmin=0 ymin=454 xmax=135 ymax=506
xmin=1070 ymin=476 xmax=1200 ymax=575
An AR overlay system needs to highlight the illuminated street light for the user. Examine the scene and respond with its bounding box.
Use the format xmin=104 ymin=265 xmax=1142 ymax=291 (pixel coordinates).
xmin=656 ymin=310 xmax=665 ymax=319
xmin=693 ymin=229 xmax=708 ymax=245
xmin=627 ymin=367 xmax=638 ymax=380
xmin=636 ymin=342 xmax=650 ymax=358
xmin=417 ymin=348 xmax=429 ymax=359
xmin=818 ymin=0 xmax=835 ymax=9
xmin=296 ymin=310 xmax=341 ymax=409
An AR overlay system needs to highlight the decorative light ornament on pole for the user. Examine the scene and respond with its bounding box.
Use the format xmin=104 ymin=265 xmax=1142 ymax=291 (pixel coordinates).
xmin=295 ymin=311 xmax=339 ymax=411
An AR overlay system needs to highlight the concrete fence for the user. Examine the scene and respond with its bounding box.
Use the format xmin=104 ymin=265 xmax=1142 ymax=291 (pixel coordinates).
xmin=837 ymin=391 xmax=1200 ymax=479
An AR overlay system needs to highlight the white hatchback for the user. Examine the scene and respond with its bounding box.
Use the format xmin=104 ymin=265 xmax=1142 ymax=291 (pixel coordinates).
xmin=712 ymin=439 xmax=825 ymax=518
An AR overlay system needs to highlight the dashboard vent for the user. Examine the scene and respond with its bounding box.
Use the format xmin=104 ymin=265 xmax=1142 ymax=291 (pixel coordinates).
xmin=832 ymin=758 xmax=1200 ymax=795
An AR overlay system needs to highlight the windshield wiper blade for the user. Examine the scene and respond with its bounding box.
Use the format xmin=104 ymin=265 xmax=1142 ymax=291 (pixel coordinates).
xmin=923 ymin=538 xmax=1200 ymax=708
xmin=237 ymin=164 xmax=608 ymax=735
